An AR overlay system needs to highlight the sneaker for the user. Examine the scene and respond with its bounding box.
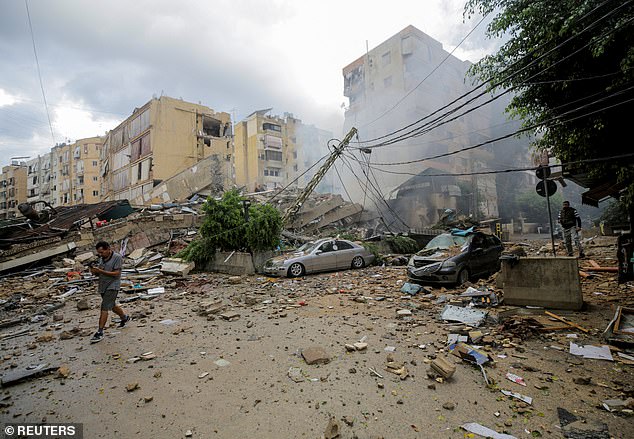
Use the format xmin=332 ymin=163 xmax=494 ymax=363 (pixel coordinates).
xmin=118 ymin=315 xmax=131 ymax=328
xmin=90 ymin=331 xmax=104 ymax=344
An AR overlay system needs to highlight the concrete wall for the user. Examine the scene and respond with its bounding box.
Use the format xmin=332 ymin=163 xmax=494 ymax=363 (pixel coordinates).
xmin=204 ymin=250 xmax=274 ymax=275
xmin=500 ymin=256 xmax=583 ymax=310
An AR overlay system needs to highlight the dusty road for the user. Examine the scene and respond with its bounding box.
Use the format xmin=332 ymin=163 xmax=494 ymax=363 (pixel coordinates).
xmin=1 ymin=243 xmax=633 ymax=438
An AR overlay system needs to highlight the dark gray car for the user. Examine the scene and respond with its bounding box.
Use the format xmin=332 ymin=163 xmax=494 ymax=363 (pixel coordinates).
xmin=407 ymin=232 xmax=503 ymax=285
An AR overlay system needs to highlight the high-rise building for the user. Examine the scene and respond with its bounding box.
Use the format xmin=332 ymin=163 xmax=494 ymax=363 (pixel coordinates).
xmin=233 ymin=109 xmax=301 ymax=192
xmin=100 ymin=96 xmax=232 ymax=203
xmin=342 ymin=25 xmax=525 ymax=223
xmin=0 ymin=162 xmax=28 ymax=219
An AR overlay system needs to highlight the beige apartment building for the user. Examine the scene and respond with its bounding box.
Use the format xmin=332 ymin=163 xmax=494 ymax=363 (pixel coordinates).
xmin=0 ymin=163 xmax=28 ymax=219
xmin=341 ymin=25 xmax=528 ymax=222
xmin=234 ymin=109 xmax=301 ymax=192
xmin=100 ymin=96 xmax=232 ymax=203
xmin=50 ymin=137 xmax=103 ymax=207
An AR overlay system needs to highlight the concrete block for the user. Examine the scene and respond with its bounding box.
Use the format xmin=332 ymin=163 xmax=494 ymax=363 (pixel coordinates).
xmin=161 ymin=258 xmax=195 ymax=276
xmin=430 ymin=357 xmax=456 ymax=379
xmin=501 ymin=256 xmax=582 ymax=310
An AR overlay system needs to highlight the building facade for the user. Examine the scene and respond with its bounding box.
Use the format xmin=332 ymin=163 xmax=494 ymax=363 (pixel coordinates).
xmin=100 ymin=96 xmax=232 ymax=203
xmin=341 ymin=25 xmax=530 ymax=224
xmin=50 ymin=137 xmax=103 ymax=207
xmin=26 ymin=153 xmax=52 ymax=207
xmin=0 ymin=162 xmax=28 ymax=219
xmin=234 ymin=109 xmax=301 ymax=192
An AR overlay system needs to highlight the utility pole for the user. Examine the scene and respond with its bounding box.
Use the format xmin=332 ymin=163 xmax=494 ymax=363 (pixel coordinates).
xmin=282 ymin=127 xmax=358 ymax=225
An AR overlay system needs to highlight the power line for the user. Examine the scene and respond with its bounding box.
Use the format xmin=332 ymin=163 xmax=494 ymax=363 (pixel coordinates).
xmin=356 ymin=0 xmax=627 ymax=146
xmin=361 ymin=12 xmax=490 ymax=129
xmin=24 ymin=0 xmax=55 ymax=144
xmin=354 ymin=88 xmax=634 ymax=167
xmin=356 ymin=152 xmax=634 ymax=178
xmin=360 ymin=14 xmax=634 ymax=151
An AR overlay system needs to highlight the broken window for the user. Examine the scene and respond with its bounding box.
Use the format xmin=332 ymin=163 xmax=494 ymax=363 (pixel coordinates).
xmin=202 ymin=116 xmax=221 ymax=137
xmin=140 ymin=133 xmax=151 ymax=156
xmin=131 ymin=139 xmax=141 ymax=161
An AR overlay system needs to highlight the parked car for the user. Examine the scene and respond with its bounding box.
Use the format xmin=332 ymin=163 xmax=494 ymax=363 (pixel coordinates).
xmin=264 ymin=238 xmax=375 ymax=277
xmin=407 ymin=231 xmax=503 ymax=285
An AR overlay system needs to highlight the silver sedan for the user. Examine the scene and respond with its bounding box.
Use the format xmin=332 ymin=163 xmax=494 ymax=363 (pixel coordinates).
xmin=263 ymin=238 xmax=375 ymax=277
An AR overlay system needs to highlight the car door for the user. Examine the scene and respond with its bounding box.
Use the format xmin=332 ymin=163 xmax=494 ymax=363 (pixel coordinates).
xmin=335 ymin=240 xmax=356 ymax=269
xmin=314 ymin=241 xmax=338 ymax=272
xmin=467 ymin=234 xmax=488 ymax=276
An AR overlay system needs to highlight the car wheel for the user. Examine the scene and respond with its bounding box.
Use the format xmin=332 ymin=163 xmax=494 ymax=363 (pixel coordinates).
xmin=351 ymin=256 xmax=365 ymax=269
xmin=456 ymin=268 xmax=469 ymax=285
xmin=287 ymin=263 xmax=305 ymax=278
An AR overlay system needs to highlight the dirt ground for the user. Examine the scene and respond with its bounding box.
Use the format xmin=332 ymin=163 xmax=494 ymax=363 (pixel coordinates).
xmin=1 ymin=236 xmax=633 ymax=438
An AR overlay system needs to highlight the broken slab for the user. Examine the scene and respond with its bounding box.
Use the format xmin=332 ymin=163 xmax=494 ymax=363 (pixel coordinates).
xmin=302 ymin=347 xmax=330 ymax=365
xmin=430 ymin=357 xmax=456 ymax=379
xmin=0 ymin=242 xmax=77 ymax=273
xmin=1 ymin=363 xmax=58 ymax=387
xmin=160 ymin=258 xmax=195 ymax=276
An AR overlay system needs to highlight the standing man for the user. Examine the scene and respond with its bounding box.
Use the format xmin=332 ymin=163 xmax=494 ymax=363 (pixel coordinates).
xmin=558 ymin=201 xmax=585 ymax=258
xmin=90 ymin=241 xmax=130 ymax=343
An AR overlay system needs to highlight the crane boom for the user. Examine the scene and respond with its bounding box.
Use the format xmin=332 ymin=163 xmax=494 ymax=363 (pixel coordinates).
xmin=282 ymin=127 xmax=358 ymax=226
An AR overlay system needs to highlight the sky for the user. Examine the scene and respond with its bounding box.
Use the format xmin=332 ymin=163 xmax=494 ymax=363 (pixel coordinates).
xmin=0 ymin=0 xmax=500 ymax=167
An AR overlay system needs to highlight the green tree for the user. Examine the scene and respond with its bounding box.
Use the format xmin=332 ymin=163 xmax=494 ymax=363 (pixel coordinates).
xmin=179 ymin=189 xmax=282 ymax=265
xmin=516 ymin=190 xmax=563 ymax=223
xmin=465 ymin=0 xmax=634 ymax=208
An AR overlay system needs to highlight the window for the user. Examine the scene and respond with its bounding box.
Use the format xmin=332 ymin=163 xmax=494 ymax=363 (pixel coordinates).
xmin=92 ymin=161 xmax=98 ymax=166
xmin=84 ymin=145 xmax=88 ymax=154
xmin=382 ymin=51 xmax=391 ymax=66
xmin=384 ymin=76 xmax=392 ymax=88
xmin=93 ymin=176 xmax=98 ymax=182
xmin=265 ymin=150 xmax=282 ymax=161
xmin=336 ymin=240 xmax=354 ymax=250
xmin=263 ymin=122 xmax=281 ymax=132
xmin=93 ymin=190 xmax=99 ymax=196
xmin=293 ymin=164 xmax=298 ymax=172
xmin=292 ymin=151 xmax=297 ymax=159
xmin=264 ymin=168 xmax=280 ymax=177
xmin=78 ymin=176 xmax=84 ymax=185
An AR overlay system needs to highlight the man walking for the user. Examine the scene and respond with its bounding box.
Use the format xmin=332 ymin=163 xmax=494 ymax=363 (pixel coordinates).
xmin=558 ymin=201 xmax=585 ymax=258
xmin=90 ymin=241 xmax=130 ymax=343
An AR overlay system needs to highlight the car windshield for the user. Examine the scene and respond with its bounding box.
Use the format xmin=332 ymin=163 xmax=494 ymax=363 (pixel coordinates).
xmin=296 ymin=241 xmax=322 ymax=254
xmin=422 ymin=234 xmax=469 ymax=251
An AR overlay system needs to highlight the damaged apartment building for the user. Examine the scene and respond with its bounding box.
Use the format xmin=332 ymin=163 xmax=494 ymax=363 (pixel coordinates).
xmin=100 ymin=96 xmax=232 ymax=205
xmin=342 ymin=25 xmax=533 ymax=227
xmin=233 ymin=109 xmax=303 ymax=192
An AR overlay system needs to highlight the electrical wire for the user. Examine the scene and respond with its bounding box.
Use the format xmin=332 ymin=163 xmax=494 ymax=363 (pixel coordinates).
xmin=24 ymin=0 xmax=55 ymax=144
xmin=357 ymin=0 xmax=628 ymax=146
xmin=359 ymin=14 xmax=634 ymax=151
xmin=358 ymin=84 xmax=634 ymax=167
xmin=360 ymin=12 xmax=490 ymax=129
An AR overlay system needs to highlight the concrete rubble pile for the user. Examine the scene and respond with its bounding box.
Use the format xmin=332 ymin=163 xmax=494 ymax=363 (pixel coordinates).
xmin=0 ymin=233 xmax=632 ymax=438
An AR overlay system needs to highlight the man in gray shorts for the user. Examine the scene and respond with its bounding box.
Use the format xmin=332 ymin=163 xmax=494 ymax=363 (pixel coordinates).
xmin=90 ymin=241 xmax=130 ymax=343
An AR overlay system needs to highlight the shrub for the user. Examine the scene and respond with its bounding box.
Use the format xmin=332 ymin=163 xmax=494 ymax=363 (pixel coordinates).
xmin=384 ymin=236 xmax=418 ymax=254
xmin=180 ymin=189 xmax=282 ymax=265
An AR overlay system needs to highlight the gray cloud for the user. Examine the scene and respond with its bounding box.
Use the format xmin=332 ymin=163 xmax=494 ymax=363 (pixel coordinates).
xmin=0 ymin=0 xmax=495 ymax=166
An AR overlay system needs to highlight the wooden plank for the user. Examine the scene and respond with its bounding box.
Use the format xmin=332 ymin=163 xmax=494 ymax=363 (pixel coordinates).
xmin=582 ymin=266 xmax=618 ymax=273
xmin=545 ymin=311 xmax=590 ymax=333
xmin=578 ymin=270 xmax=591 ymax=278
xmin=588 ymin=260 xmax=600 ymax=268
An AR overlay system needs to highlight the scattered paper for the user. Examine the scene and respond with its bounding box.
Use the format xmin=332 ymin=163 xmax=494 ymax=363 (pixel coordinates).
xmin=506 ymin=372 xmax=526 ymax=386
xmin=461 ymin=422 xmax=517 ymax=439
xmin=501 ymin=389 xmax=533 ymax=404
xmin=440 ymin=305 xmax=487 ymax=327
xmin=569 ymin=342 xmax=614 ymax=361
